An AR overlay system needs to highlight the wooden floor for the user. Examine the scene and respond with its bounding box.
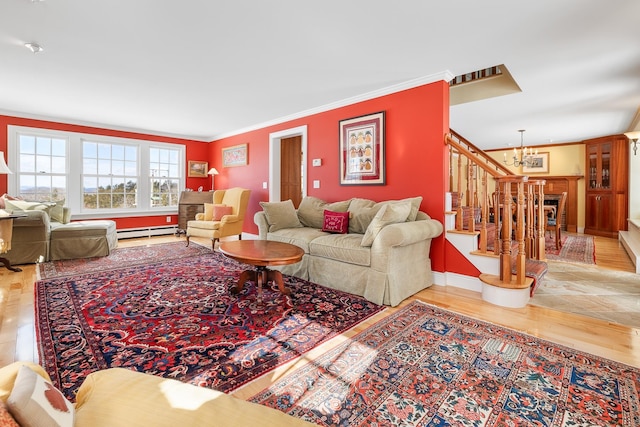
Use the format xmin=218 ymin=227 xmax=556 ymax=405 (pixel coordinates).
xmin=0 ymin=234 xmax=638 ymax=402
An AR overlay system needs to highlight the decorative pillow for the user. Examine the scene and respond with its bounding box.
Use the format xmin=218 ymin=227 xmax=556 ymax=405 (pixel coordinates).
xmin=297 ymin=197 xmax=351 ymax=229
xmin=0 ymin=401 xmax=19 ymax=427
xmin=398 ymin=196 xmax=423 ymax=221
xmin=259 ymin=200 xmax=302 ymax=232
xmin=348 ymin=198 xmax=383 ymax=234
xmin=3 ymin=199 xmax=51 ymax=215
xmin=213 ymin=205 xmax=233 ymax=221
xmin=361 ymin=201 xmax=412 ymax=247
xmin=203 ymin=203 xmax=215 ymax=221
xmin=48 ymin=200 xmax=66 ymax=224
xmin=6 ymin=365 xmax=74 ymax=427
xmin=322 ymin=210 xmax=349 ymax=234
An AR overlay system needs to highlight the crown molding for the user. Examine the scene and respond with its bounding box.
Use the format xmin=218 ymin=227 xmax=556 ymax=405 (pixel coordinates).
xmin=211 ymin=70 xmax=455 ymax=141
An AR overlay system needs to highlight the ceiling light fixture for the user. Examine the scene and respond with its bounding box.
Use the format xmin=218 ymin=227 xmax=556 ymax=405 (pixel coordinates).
xmin=24 ymin=42 xmax=43 ymax=53
xmin=624 ymin=131 xmax=640 ymax=156
xmin=503 ymin=129 xmax=537 ymax=168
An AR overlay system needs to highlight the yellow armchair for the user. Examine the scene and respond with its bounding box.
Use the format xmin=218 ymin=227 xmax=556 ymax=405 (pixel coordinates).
xmin=186 ymin=187 xmax=251 ymax=250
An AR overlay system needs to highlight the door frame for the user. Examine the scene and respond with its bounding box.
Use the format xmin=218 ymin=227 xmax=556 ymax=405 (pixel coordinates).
xmin=268 ymin=125 xmax=308 ymax=202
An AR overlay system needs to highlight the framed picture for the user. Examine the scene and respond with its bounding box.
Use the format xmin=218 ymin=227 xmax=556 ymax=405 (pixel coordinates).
xmin=222 ymin=144 xmax=248 ymax=167
xmin=339 ymin=111 xmax=385 ymax=185
xmin=187 ymin=160 xmax=208 ymax=177
xmin=523 ymin=152 xmax=549 ymax=173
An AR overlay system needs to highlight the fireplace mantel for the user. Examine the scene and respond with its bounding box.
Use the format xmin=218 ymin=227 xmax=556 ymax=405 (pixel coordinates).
xmin=541 ymin=175 xmax=582 ymax=233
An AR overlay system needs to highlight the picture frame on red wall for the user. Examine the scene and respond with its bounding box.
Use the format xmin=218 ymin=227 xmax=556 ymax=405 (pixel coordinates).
xmin=339 ymin=111 xmax=385 ymax=185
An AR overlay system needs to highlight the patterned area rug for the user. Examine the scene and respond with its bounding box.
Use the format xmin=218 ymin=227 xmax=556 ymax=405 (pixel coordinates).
xmin=35 ymin=252 xmax=384 ymax=401
xmin=251 ymin=300 xmax=640 ymax=426
xmin=37 ymin=241 xmax=212 ymax=279
xmin=545 ymin=234 xmax=596 ymax=265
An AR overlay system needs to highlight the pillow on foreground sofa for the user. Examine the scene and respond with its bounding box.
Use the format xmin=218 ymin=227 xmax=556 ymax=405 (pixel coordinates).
xmin=0 ymin=362 xmax=316 ymax=427
xmin=254 ymin=196 xmax=443 ymax=307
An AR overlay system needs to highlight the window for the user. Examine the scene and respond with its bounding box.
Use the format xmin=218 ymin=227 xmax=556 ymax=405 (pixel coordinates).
xmin=7 ymin=126 xmax=185 ymax=219
xmin=149 ymin=147 xmax=180 ymax=208
xmin=17 ymin=133 xmax=67 ymax=202
xmin=83 ymin=141 xmax=139 ymax=210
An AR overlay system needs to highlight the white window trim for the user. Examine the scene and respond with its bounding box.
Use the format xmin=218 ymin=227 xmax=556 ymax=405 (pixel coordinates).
xmin=7 ymin=125 xmax=185 ymax=220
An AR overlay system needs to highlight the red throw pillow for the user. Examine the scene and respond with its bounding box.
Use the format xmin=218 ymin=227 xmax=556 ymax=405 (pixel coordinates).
xmin=213 ymin=205 xmax=233 ymax=221
xmin=322 ymin=210 xmax=349 ymax=234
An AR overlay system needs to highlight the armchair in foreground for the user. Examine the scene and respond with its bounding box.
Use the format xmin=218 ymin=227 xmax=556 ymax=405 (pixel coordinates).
xmin=186 ymin=187 xmax=251 ymax=250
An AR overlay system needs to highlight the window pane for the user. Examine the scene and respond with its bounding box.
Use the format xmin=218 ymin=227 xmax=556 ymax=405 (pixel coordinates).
xmin=17 ymin=133 xmax=67 ymax=202
xmin=19 ymin=135 xmax=35 ymax=154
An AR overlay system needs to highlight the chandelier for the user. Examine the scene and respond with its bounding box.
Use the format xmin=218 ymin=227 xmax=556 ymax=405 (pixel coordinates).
xmin=503 ymin=129 xmax=537 ymax=167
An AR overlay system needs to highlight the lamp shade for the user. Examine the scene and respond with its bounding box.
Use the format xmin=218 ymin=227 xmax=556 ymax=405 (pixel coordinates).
xmin=207 ymin=168 xmax=219 ymax=176
xmin=0 ymin=152 xmax=13 ymax=174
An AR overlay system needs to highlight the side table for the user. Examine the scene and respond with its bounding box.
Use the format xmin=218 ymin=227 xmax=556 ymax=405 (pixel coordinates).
xmin=0 ymin=213 xmax=26 ymax=272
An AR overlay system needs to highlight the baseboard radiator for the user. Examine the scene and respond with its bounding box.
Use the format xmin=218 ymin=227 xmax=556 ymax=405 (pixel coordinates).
xmin=117 ymin=225 xmax=177 ymax=240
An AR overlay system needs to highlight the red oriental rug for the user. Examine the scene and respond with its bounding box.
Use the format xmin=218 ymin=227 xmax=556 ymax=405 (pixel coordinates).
xmin=35 ymin=251 xmax=384 ymax=401
xmin=251 ymin=300 xmax=640 ymax=426
xmin=37 ymin=241 xmax=212 ymax=279
xmin=545 ymin=234 xmax=596 ymax=265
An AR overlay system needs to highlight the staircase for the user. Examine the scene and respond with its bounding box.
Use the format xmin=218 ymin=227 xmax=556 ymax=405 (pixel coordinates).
xmin=445 ymin=131 xmax=548 ymax=308
xmin=620 ymin=219 xmax=640 ymax=274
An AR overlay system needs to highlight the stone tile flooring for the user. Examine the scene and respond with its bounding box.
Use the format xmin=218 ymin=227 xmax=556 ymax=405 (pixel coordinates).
xmin=530 ymin=261 xmax=640 ymax=328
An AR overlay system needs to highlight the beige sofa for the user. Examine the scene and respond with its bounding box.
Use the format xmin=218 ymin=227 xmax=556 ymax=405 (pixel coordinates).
xmin=0 ymin=362 xmax=315 ymax=427
xmin=3 ymin=209 xmax=117 ymax=265
xmin=254 ymin=196 xmax=443 ymax=307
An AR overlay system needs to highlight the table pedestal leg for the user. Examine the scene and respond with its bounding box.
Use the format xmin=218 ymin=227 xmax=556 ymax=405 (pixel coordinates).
xmin=0 ymin=257 xmax=22 ymax=272
xmin=231 ymin=267 xmax=291 ymax=301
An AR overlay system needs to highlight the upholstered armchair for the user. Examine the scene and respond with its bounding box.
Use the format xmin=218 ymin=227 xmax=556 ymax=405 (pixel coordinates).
xmin=185 ymin=188 xmax=251 ymax=250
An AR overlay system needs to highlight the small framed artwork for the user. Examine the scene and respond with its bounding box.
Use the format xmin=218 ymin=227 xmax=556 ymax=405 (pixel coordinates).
xmin=187 ymin=160 xmax=208 ymax=177
xmin=339 ymin=111 xmax=385 ymax=185
xmin=222 ymin=144 xmax=248 ymax=167
xmin=523 ymin=152 xmax=549 ymax=173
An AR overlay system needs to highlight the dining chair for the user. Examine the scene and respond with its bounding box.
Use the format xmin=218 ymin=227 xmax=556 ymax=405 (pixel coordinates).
xmin=546 ymin=191 xmax=567 ymax=249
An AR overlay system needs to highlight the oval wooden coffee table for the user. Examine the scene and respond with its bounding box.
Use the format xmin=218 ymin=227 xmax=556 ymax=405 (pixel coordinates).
xmin=219 ymin=240 xmax=304 ymax=301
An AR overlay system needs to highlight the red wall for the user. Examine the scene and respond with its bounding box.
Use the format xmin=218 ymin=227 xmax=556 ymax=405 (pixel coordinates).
xmin=1 ymin=80 xmax=479 ymax=277
xmin=210 ymin=81 xmax=456 ymax=274
xmin=0 ymin=115 xmax=210 ymax=229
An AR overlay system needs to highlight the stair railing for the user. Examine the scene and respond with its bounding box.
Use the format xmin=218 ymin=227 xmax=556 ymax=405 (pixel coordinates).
xmin=446 ymin=132 xmax=547 ymax=288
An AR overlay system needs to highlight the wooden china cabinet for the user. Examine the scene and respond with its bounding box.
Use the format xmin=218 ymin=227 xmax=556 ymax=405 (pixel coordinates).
xmin=584 ymin=135 xmax=628 ymax=238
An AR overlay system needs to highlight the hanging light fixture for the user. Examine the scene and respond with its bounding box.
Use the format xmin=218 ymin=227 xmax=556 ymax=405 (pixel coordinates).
xmin=503 ymin=129 xmax=537 ymax=167
xmin=624 ymin=131 xmax=640 ymax=156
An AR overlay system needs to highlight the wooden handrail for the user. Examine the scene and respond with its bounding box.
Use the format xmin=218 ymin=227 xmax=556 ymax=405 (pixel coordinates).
xmin=446 ymin=131 xmax=547 ymax=289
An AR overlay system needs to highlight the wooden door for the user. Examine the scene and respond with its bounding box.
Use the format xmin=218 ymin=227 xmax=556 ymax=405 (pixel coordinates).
xmin=280 ymin=136 xmax=302 ymax=207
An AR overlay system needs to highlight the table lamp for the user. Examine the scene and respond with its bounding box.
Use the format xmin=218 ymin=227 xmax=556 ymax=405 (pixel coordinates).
xmin=207 ymin=167 xmax=219 ymax=191
xmin=0 ymin=151 xmax=13 ymax=256
xmin=0 ymin=151 xmax=12 ymax=174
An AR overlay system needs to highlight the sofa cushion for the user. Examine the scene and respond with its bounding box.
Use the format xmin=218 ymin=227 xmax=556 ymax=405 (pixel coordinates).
xmin=322 ymin=210 xmax=349 ymax=234
xmin=297 ymin=197 xmax=351 ymax=228
xmin=268 ymin=227 xmax=328 ymax=253
xmin=361 ymin=201 xmax=412 ymax=247
xmin=259 ymin=200 xmax=302 ymax=232
xmin=6 ymin=365 xmax=74 ymax=427
xmin=309 ymin=234 xmax=370 ymax=266
xmin=74 ymin=368 xmax=315 ymax=427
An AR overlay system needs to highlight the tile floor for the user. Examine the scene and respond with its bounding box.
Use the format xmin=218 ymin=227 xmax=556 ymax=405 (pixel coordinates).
xmin=531 ymin=261 xmax=640 ymax=328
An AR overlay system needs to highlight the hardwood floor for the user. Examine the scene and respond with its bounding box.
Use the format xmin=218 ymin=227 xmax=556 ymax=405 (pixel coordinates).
xmin=0 ymin=233 xmax=638 ymax=403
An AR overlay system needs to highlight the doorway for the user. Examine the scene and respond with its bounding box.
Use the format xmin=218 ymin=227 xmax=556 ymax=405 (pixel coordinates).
xmin=268 ymin=126 xmax=308 ymax=203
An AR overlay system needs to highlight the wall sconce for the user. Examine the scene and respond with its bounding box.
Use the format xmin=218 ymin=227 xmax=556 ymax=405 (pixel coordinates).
xmin=624 ymin=131 xmax=640 ymax=156
xmin=207 ymin=168 xmax=219 ymax=190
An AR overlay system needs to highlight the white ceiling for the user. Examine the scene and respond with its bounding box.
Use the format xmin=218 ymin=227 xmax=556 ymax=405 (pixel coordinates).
xmin=1 ymin=1 xmax=639 ymax=150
